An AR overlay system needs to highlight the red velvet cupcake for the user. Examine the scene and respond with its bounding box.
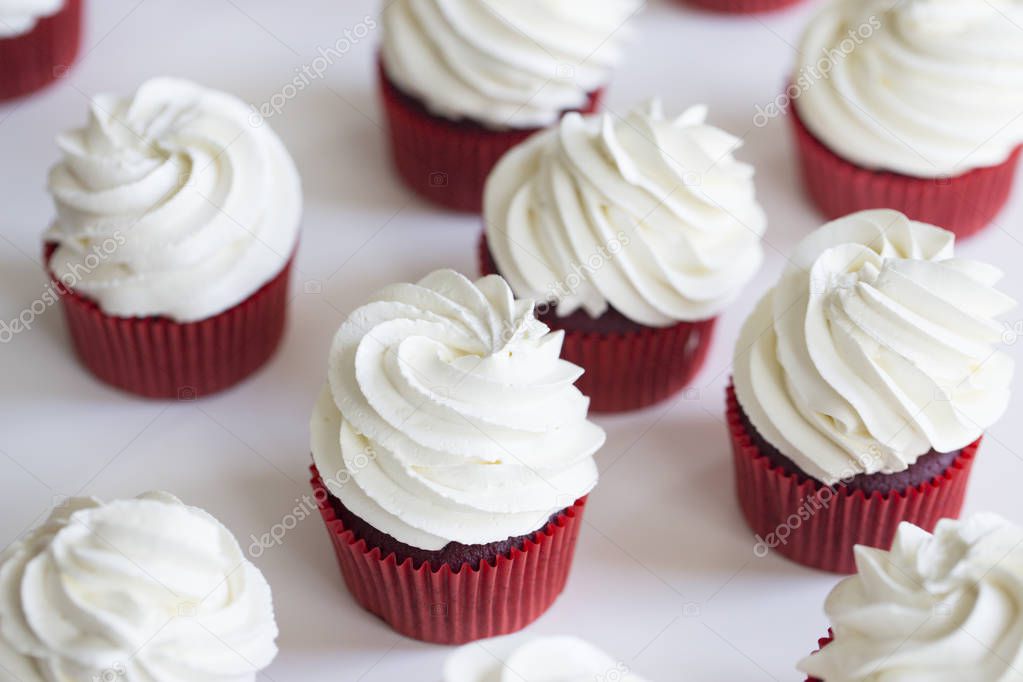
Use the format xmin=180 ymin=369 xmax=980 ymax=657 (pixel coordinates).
xmin=790 ymin=1 xmax=1023 ymax=239
xmin=731 ymin=210 xmax=1016 ymax=573
xmin=378 ymin=1 xmax=640 ymax=213
xmin=799 ymin=516 xmax=1023 ymax=680
xmin=309 ymin=270 xmax=605 ymax=644
xmin=686 ymin=0 xmax=804 ymax=14
xmin=0 ymin=0 xmax=82 ymax=101
xmin=484 ymin=99 xmax=765 ymax=413
xmin=45 ymin=78 xmax=302 ymax=399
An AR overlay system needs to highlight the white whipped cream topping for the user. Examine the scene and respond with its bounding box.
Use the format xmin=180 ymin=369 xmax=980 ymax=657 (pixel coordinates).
xmin=485 ymin=99 xmax=765 ymax=327
xmin=46 ymin=77 xmax=302 ymax=323
xmin=733 ymin=210 xmax=1015 ymax=485
xmin=0 ymin=493 xmax=279 ymax=682
xmin=795 ymin=0 xmax=1023 ymax=178
xmin=381 ymin=0 xmax=641 ymax=130
xmin=0 ymin=0 xmax=63 ymax=38
xmin=310 ymin=269 xmax=604 ymax=551
xmin=445 ymin=635 xmax=650 ymax=682
xmin=799 ymin=514 xmax=1023 ymax=682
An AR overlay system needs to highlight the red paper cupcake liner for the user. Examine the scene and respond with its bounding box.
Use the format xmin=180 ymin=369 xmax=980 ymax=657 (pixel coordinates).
xmin=791 ymin=100 xmax=1022 ymax=240
xmin=685 ymin=0 xmax=803 ymax=13
xmin=379 ymin=60 xmax=603 ymax=214
xmin=478 ymin=234 xmax=715 ymax=413
xmin=727 ymin=384 xmax=978 ymax=574
xmin=46 ymin=244 xmax=293 ymax=399
xmin=805 ymin=633 xmax=833 ymax=682
xmin=0 ymin=0 xmax=83 ymax=102
xmin=311 ymin=465 xmax=586 ymax=645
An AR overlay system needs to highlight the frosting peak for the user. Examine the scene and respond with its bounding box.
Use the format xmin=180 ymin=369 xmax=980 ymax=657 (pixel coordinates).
xmin=46 ymin=77 xmax=302 ymax=323
xmin=381 ymin=0 xmax=641 ymax=129
xmin=310 ymin=269 xmax=604 ymax=550
xmin=485 ymin=99 xmax=765 ymax=327
xmin=799 ymin=514 xmax=1023 ymax=681
xmin=734 ymin=210 xmax=1016 ymax=485
xmin=0 ymin=493 xmax=279 ymax=682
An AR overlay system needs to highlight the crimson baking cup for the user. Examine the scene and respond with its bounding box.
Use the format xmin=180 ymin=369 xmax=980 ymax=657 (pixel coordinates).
xmin=685 ymin=0 xmax=804 ymax=14
xmin=805 ymin=633 xmax=833 ymax=682
xmin=379 ymin=62 xmax=602 ymax=214
xmin=727 ymin=384 xmax=978 ymax=574
xmin=311 ymin=466 xmax=586 ymax=645
xmin=791 ymin=101 xmax=1023 ymax=240
xmin=46 ymin=244 xmax=293 ymax=399
xmin=0 ymin=0 xmax=83 ymax=102
xmin=479 ymin=235 xmax=715 ymax=413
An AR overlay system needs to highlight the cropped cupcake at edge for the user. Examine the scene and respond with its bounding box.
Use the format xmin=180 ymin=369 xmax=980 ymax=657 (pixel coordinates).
xmin=483 ymin=99 xmax=766 ymax=413
xmin=0 ymin=492 xmax=279 ymax=681
xmin=45 ymin=77 xmax=303 ymax=399
xmin=800 ymin=514 xmax=1023 ymax=681
xmin=379 ymin=0 xmax=641 ymax=213
xmin=0 ymin=0 xmax=82 ymax=101
xmin=445 ymin=635 xmax=650 ymax=681
xmin=731 ymin=209 xmax=1016 ymax=574
xmin=791 ymin=0 xmax=1023 ymax=239
xmin=310 ymin=269 xmax=604 ymax=645
xmin=685 ymin=0 xmax=804 ymax=16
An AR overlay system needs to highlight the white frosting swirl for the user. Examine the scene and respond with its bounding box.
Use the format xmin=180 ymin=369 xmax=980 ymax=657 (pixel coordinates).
xmin=485 ymin=99 xmax=766 ymax=327
xmin=445 ymin=635 xmax=650 ymax=681
xmin=46 ymin=77 xmax=302 ymax=323
xmin=0 ymin=493 xmax=278 ymax=682
xmin=795 ymin=0 xmax=1023 ymax=177
xmin=310 ymin=269 xmax=603 ymax=551
xmin=0 ymin=0 xmax=62 ymax=38
xmin=799 ymin=514 xmax=1023 ymax=682
xmin=381 ymin=0 xmax=641 ymax=130
xmin=733 ymin=210 xmax=1015 ymax=485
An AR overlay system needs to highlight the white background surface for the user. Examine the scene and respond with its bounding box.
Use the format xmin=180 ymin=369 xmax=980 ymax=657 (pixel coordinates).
xmin=2 ymin=1 xmax=1023 ymax=680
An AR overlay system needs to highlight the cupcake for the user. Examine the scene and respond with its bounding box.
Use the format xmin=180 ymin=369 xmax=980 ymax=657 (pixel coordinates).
xmin=731 ymin=209 xmax=1016 ymax=574
xmin=0 ymin=492 xmax=279 ymax=681
xmin=791 ymin=0 xmax=1023 ymax=239
xmin=379 ymin=0 xmax=640 ymax=213
xmin=445 ymin=635 xmax=649 ymax=681
xmin=799 ymin=514 xmax=1023 ymax=681
xmin=0 ymin=0 xmax=82 ymax=101
xmin=484 ymin=99 xmax=766 ymax=412
xmin=310 ymin=269 xmax=604 ymax=644
xmin=46 ymin=77 xmax=302 ymax=399
xmin=686 ymin=0 xmax=804 ymax=15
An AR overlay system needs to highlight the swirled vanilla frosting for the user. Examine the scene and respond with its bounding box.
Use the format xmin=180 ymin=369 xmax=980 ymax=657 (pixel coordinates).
xmin=445 ymin=635 xmax=650 ymax=681
xmin=380 ymin=0 xmax=641 ymax=130
xmin=0 ymin=0 xmax=62 ymax=38
xmin=733 ymin=210 xmax=1015 ymax=485
xmin=310 ymin=269 xmax=604 ymax=550
xmin=485 ymin=99 xmax=765 ymax=327
xmin=799 ymin=514 xmax=1023 ymax=681
xmin=46 ymin=77 xmax=302 ymax=323
xmin=795 ymin=0 xmax=1023 ymax=178
xmin=0 ymin=492 xmax=279 ymax=682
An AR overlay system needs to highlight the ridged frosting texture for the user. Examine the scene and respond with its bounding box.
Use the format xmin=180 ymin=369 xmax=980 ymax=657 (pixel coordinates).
xmin=733 ymin=210 xmax=1015 ymax=485
xmin=380 ymin=0 xmax=641 ymax=129
xmin=46 ymin=77 xmax=302 ymax=323
xmin=0 ymin=0 xmax=62 ymax=38
xmin=799 ymin=514 xmax=1023 ymax=681
xmin=310 ymin=269 xmax=604 ymax=551
xmin=444 ymin=635 xmax=650 ymax=681
xmin=795 ymin=0 xmax=1023 ymax=177
xmin=0 ymin=493 xmax=278 ymax=682
xmin=485 ymin=100 xmax=766 ymax=327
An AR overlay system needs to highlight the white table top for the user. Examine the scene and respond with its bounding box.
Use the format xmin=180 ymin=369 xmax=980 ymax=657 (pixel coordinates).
xmin=2 ymin=1 xmax=1022 ymax=680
